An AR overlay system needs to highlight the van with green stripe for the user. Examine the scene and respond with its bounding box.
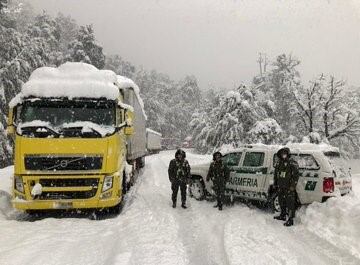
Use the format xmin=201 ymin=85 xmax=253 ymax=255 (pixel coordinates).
xmin=189 ymin=143 xmax=352 ymax=211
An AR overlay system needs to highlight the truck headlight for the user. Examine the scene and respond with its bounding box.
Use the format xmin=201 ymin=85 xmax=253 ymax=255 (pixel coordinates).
xmin=14 ymin=175 xmax=24 ymax=193
xmin=102 ymin=176 xmax=113 ymax=192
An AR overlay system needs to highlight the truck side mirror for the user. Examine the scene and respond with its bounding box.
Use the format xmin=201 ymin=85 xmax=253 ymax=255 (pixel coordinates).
xmin=124 ymin=117 xmax=134 ymax=136
xmin=6 ymin=107 xmax=16 ymax=135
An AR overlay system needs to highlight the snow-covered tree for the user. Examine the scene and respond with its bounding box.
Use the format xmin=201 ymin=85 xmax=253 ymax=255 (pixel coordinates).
xmin=105 ymin=55 xmax=136 ymax=79
xmin=254 ymin=54 xmax=301 ymax=135
xmin=55 ymin=13 xmax=78 ymax=55
xmin=67 ymin=25 xmax=105 ymax=69
xmin=292 ymin=74 xmax=325 ymax=137
xmin=190 ymin=85 xmax=279 ymax=152
xmin=247 ymin=118 xmax=283 ymax=144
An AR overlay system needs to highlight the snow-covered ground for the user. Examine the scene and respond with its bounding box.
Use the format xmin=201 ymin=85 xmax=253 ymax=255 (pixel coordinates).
xmin=0 ymin=151 xmax=359 ymax=265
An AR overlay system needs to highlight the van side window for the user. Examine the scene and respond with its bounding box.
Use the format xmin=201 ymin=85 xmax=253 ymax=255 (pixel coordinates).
xmin=273 ymin=154 xmax=319 ymax=170
xmin=222 ymin=152 xmax=242 ymax=167
xmin=243 ymin=152 xmax=265 ymax=167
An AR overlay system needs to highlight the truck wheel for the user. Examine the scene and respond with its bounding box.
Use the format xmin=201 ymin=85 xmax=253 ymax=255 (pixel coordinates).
xmin=271 ymin=193 xmax=281 ymax=213
xmin=110 ymin=200 xmax=123 ymax=215
xmin=122 ymin=171 xmax=127 ymax=194
xmin=189 ymin=178 xmax=205 ymax=200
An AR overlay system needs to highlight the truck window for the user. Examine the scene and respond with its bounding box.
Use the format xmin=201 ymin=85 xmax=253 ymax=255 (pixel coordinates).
xmin=273 ymin=154 xmax=320 ymax=170
xmin=243 ymin=152 xmax=264 ymax=167
xmin=222 ymin=153 xmax=242 ymax=167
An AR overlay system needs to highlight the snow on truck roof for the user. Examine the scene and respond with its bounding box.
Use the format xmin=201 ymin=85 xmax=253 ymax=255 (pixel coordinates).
xmin=9 ymin=63 xmax=142 ymax=109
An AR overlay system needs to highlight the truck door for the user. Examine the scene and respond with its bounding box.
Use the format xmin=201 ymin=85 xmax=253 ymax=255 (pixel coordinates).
xmin=229 ymin=151 xmax=268 ymax=200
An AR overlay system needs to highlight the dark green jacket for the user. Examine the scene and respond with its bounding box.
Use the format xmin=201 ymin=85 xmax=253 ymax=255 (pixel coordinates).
xmin=168 ymin=159 xmax=191 ymax=183
xmin=274 ymin=158 xmax=300 ymax=190
xmin=207 ymin=161 xmax=230 ymax=187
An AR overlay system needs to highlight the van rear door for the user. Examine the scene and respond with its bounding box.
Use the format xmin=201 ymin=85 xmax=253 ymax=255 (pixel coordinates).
xmin=292 ymin=153 xmax=322 ymax=204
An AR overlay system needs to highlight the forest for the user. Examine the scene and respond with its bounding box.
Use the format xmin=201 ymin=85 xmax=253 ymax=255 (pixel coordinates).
xmin=1 ymin=0 xmax=359 ymax=168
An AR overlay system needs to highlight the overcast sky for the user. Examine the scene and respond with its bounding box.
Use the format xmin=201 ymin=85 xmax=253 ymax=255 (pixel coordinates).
xmin=30 ymin=0 xmax=360 ymax=90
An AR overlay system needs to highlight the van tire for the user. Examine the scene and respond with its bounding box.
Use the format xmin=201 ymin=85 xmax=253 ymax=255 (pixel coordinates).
xmin=189 ymin=177 xmax=205 ymax=201
xmin=270 ymin=193 xmax=281 ymax=213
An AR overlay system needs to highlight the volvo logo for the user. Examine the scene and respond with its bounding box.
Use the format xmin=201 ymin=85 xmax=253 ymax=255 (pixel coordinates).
xmin=60 ymin=160 xmax=68 ymax=168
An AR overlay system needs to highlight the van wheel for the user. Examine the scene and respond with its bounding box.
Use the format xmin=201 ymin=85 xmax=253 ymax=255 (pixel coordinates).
xmin=271 ymin=193 xmax=281 ymax=213
xmin=189 ymin=178 xmax=205 ymax=200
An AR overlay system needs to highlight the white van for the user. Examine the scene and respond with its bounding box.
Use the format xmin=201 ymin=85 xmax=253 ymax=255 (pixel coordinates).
xmin=189 ymin=144 xmax=352 ymax=211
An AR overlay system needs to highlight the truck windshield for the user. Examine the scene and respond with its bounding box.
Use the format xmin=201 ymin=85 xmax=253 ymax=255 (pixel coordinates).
xmin=18 ymin=99 xmax=116 ymax=137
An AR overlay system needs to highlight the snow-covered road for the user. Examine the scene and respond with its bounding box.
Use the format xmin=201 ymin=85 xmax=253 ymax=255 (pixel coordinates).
xmin=0 ymin=151 xmax=360 ymax=265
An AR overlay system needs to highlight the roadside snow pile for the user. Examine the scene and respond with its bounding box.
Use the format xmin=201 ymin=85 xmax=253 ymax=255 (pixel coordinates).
xmin=0 ymin=166 xmax=17 ymax=220
xmin=299 ymin=194 xmax=360 ymax=259
xmin=10 ymin=62 xmax=120 ymax=107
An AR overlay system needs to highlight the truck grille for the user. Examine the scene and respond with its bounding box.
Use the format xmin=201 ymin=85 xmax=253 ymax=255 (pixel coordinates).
xmin=39 ymin=178 xmax=99 ymax=187
xmin=36 ymin=178 xmax=99 ymax=200
xmin=25 ymin=156 xmax=103 ymax=171
xmin=38 ymin=190 xmax=97 ymax=200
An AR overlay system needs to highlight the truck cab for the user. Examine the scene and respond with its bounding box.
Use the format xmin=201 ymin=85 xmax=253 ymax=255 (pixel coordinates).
xmin=7 ymin=62 xmax=144 ymax=213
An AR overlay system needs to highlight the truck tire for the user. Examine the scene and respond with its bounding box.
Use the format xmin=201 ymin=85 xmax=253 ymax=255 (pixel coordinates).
xmin=122 ymin=171 xmax=127 ymax=194
xmin=189 ymin=177 xmax=205 ymax=201
xmin=109 ymin=200 xmax=124 ymax=215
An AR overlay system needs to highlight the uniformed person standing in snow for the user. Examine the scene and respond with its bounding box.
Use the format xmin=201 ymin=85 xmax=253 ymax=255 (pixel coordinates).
xmin=168 ymin=149 xmax=191 ymax=209
xmin=273 ymin=147 xmax=300 ymax=226
xmin=206 ymin=152 xmax=230 ymax=211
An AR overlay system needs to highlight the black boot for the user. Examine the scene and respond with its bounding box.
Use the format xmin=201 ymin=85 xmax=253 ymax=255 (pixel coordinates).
xmin=218 ymin=205 xmax=223 ymax=211
xmin=284 ymin=218 xmax=294 ymax=227
xmin=274 ymin=213 xmax=286 ymax=221
xmin=172 ymin=202 xmax=176 ymax=208
xmin=181 ymin=203 xmax=187 ymax=209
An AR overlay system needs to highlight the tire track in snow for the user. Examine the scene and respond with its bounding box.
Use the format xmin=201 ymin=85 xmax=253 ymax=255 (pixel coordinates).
xmin=105 ymin=153 xmax=189 ymax=265
xmin=157 ymin=151 xmax=231 ymax=265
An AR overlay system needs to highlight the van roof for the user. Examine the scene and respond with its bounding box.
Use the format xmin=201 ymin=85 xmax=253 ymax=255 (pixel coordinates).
xmin=221 ymin=143 xmax=339 ymax=155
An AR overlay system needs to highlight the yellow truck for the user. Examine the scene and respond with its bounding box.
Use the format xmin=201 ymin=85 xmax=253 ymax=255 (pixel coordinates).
xmin=6 ymin=62 xmax=147 ymax=214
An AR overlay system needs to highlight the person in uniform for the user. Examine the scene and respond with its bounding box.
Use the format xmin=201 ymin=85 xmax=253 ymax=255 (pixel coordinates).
xmin=273 ymin=147 xmax=300 ymax=226
xmin=168 ymin=149 xmax=191 ymax=209
xmin=206 ymin=151 xmax=230 ymax=211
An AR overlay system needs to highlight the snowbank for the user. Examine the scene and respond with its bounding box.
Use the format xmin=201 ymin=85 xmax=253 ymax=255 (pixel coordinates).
xmin=299 ymin=193 xmax=360 ymax=259
xmin=10 ymin=63 xmax=120 ymax=107
xmin=0 ymin=166 xmax=16 ymax=220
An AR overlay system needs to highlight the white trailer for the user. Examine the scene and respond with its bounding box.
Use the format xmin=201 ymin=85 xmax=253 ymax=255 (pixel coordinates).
xmin=118 ymin=76 xmax=147 ymax=169
xmin=146 ymin=128 xmax=162 ymax=154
